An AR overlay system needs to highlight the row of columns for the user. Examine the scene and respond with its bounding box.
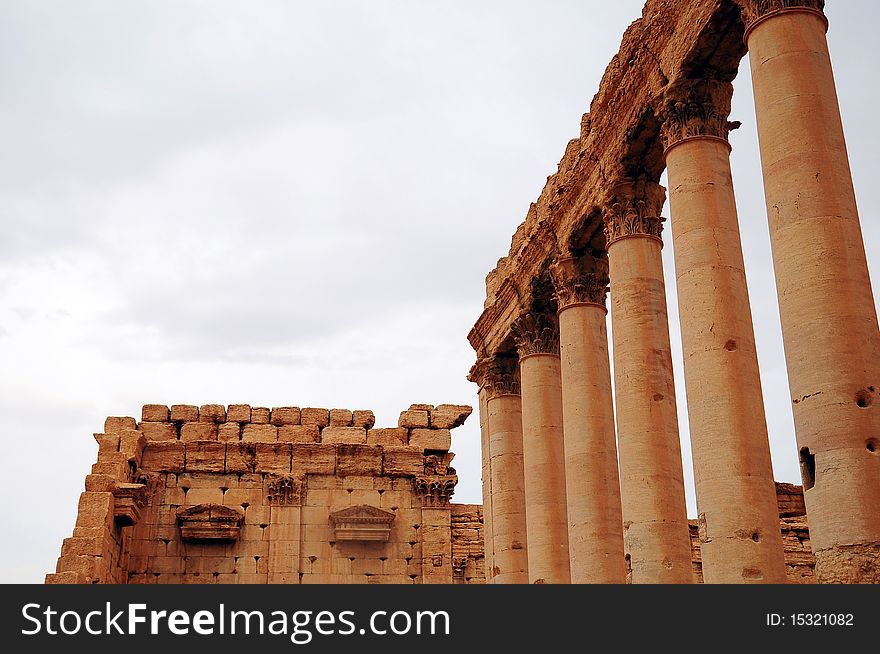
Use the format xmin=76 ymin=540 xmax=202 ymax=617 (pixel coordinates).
xmin=471 ymin=1 xmax=880 ymax=584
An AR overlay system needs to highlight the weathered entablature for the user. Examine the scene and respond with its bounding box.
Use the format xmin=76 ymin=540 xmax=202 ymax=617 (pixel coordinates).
xmin=470 ymin=0 xmax=880 ymax=586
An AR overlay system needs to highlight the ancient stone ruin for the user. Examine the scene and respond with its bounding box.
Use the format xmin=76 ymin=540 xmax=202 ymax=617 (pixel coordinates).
xmin=48 ymin=0 xmax=878 ymax=584
xmin=469 ymin=0 xmax=879 ymax=585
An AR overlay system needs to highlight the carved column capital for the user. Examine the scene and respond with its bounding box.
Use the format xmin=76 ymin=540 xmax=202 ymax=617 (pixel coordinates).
xmin=660 ymin=79 xmax=740 ymax=153
xmin=738 ymin=1 xmax=826 ymax=36
xmin=469 ymin=354 xmax=521 ymax=397
xmin=602 ymin=178 xmax=667 ymax=247
xmin=512 ymin=311 xmax=560 ymax=358
xmin=413 ymin=474 xmax=458 ymax=507
xmin=550 ymin=256 xmax=610 ymax=310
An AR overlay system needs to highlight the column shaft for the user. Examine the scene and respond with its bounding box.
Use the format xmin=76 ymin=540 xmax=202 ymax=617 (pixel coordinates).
xmin=666 ymin=134 xmax=786 ymax=583
xmin=487 ymin=393 xmax=529 ymax=583
xmin=747 ymin=5 xmax=880 ymax=582
xmin=557 ymin=302 xmax=625 ymax=583
xmin=477 ymin=387 xmax=495 ymax=582
xmin=519 ymin=353 xmax=570 ymax=584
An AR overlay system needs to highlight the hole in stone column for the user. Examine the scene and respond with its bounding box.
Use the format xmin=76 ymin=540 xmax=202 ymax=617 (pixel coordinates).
xmin=856 ymin=389 xmax=873 ymax=408
xmin=799 ymin=447 xmax=816 ymax=491
xmin=652 ymin=394 xmax=664 ymax=402
xmin=867 ymin=438 xmax=880 ymax=455
xmin=724 ymin=339 xmax=737 ymax=352
xmin=751 ymin=532 xmax=761 ymax=543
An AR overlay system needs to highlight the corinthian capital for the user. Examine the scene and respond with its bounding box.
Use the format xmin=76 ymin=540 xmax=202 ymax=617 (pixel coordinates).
xmin=550 ymin=256 xmax=610 ymax=310
xmin=512 ymin=312 xmax=560 ymax=358
xmin=737 ymin=0 xmax=826 ymax=31
xmin=602 ymin=178 xmax=666 ymax=247
xmin=468 ymin=355 xmax=521 ymax=398
xmin=660 ymin=79 xmax=740 ymax=152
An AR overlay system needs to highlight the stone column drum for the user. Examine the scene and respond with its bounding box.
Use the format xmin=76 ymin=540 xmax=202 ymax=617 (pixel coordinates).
xmin=476 ymin=386 xmax=495 ymax=582
xmin=603 ymin=178 xmax=694 ymax=584
xmin=661 ymin=80 xmax=787 ymax=583
xmin=513 ymin=312 xmax=571 ymax=584
xmin=744 ymin=0 xmax=880 ymax=582
xmin=551 ymin=257 xmax=626 ymax=583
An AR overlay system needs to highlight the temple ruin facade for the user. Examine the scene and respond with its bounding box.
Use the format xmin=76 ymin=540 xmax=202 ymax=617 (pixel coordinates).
xmin=48 ymin=0 xmax=879 ymax=584
xmin=468 ymin=0 xmax=880 ymax=584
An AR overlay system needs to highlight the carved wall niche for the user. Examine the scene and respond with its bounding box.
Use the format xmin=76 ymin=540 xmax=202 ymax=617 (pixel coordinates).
xmin=112 ymin=483 xmax=148 ymax=527
xmin=329 ymin=505 xmax=396 ymax=542
xmin=176 ymin=503 xmax=244 ymax=542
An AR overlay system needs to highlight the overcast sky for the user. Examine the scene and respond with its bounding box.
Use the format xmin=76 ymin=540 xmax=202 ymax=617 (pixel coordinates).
xmin=1 ymin=1 xmax=876 ymax=583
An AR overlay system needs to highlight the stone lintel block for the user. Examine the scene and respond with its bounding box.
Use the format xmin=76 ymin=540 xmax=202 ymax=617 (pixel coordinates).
xmin=185 ymin=440 xmax=226 ymax=473
xmin=367 ymin=427 xmax=407 ymax=446
xmin=85 ymin=474 xmax=117 ymax=493
xmin=141 ymin=441 xmax=185 ymax=473
xmin=399 ymin=409 xmax=429 ymax=429
xmin=301 ymin=408 xmax=330 ymax=428
xmin=119 ymin=429 xmax=147 ymax=463
xmin=91 ymin=460 xmax=129 ymax=479
xmin=409 ymin=428 xmax=451 ymax=451
xmin=180 ymin=422 xmax=218 ymax=442
xmin=277 ymin=425 xmax=320 ymax=443
xmin=255 ymin=442 xmax=292 ymax=474
xmin=321 ymin=426 xmax=367 ymax=445
xmin=250 ymin=407 xmax=271 ymax=424
xmin=352 ymin=410 xmax=376 ymax=429
xmin=75 ymin=491 xmax=114 ymax=529
xmin=409 ymin=403 xmax=435 ymax=411
xmin=225 ymin=443 xmax=256 ymax=474
xmin=383 ymin=446 xmax=425 ymax=477
xmin=61 ymin=536 xmax=108 ymax=558
xmin=226 ymin=404 xmax=251 ymax=423
xmin=218 ymin=422 xmax=241 ymax=443
xmin=242 ymin=424 xmax=278 ymax=443
xmin=45 ymin=571 xmax=87 ymax=584
xmin=138 ymin=422 xmax=176 ymax=441
xmin=94 ymin=433 xmax=120 ymax=456
xmin=292 ymin=443 xmax=336 ymax=475
xmin=329 ymin=409 xmax=353 ymax=427
xmin=104 ymin=416 xmax=137 ymax=434
xmin=337 ymin=444 xmax=382 ymax=477
xmin=430 ymin=404 xmax=473 ymax=429
xmin=270 ymin=407 xmax=301 ymax=426
xmin=199 ymin=404 xmax=226 ymax=423
xmin=171 ymin=405 xmax=199 ymax=422
xmin=141 ymin=404 xmax=170 ymax=422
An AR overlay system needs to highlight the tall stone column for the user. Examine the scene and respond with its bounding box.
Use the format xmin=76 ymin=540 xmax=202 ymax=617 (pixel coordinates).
xmin=476 ymin=384 xmax=494 ymax=582
xmin=604 ymin=178 xmax=694 ymax=584
xmin=660 ymin=80 xmax=786 ymax=583
xmin=484 ymin=357 xmax=529 ymax=584
xmin=550 ymin=256 xmax=625 ymax=583
xmin=512 ymin=312 xmax=571 ymax=584
xmin=742 ymin=0 xmax=880 ymax=582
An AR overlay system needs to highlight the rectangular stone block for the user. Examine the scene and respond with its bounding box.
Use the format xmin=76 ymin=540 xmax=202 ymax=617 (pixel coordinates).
xmin=367 ymin=427 xmax=407 ymax=446
xmin=277 ymin=425 xmax=320 ymax=443
xmin=185 ymin=441 xmax=226 ymax=473
xmin=301 ymin=407 xmax=330 ymax=427
xmin=430 ymin=404 xmax=472 ymax=429
xmin=138 ymin=422 xmax=176 ymax=441
xmin=199 ymin=404 xmax=226 ymax=423
xmin=226 ymin=443 xmax=256 ymax=474
xmin=94 ymin=433 xmax=119 ymax=455
xmin=292 ymin=443 xmax=336 ymax=475
xmin=84 ymin=474 xmax=117 ymax=493
xmin=337 ymin=444 xmax=382 ymax=476
xmin=142 ymin=404 xmax=170 ymax=422
xmin=242 ymin=424 xmax=278 ymax=443
xmin=409 ymin=428 xmax=451 ymax=451
xmin=250 ymin=407 xmax=270 ymax=424
xmin=321 ymin=426 xmax=366 ymax=445
xmin=104 ymin=416 xmax=137 ymax=434
xmin=383 ymin=446 xmax=424 ymax=477
xmin=255 ymin=442 xmax=291 ymax=474
xmin=329 ymin=408 xmax=353 ymax=426
xmin=352 ymin=410 xmax=376 ymax=429
xmin=171 ymin=405 xmax=199 ymax=422
xmin=45 ymin=571 xmax=87 ymax=584
xmin=75 ymin=492 xmax=114 ymax=529
xmin=270 ymin=407 xmax=301 ymax=426
xmin=119 ymin=429 xmax=146 ymax=461
xmin=227 ymin=404 xmax=252 ymax=423
xmin=141 ymin=441 xmax=185 ymax=473
xmin=180 ymin=422 xmax=218 ymax=442
xmin=398 ymin=409 xmax=429 ymax=429
xmin=218 ymin=422 xmax=241 ymax=443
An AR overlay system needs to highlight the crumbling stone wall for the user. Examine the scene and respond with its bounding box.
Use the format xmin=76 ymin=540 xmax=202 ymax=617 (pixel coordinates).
xmin=47 ymin=402 xmax=473 ymax=584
